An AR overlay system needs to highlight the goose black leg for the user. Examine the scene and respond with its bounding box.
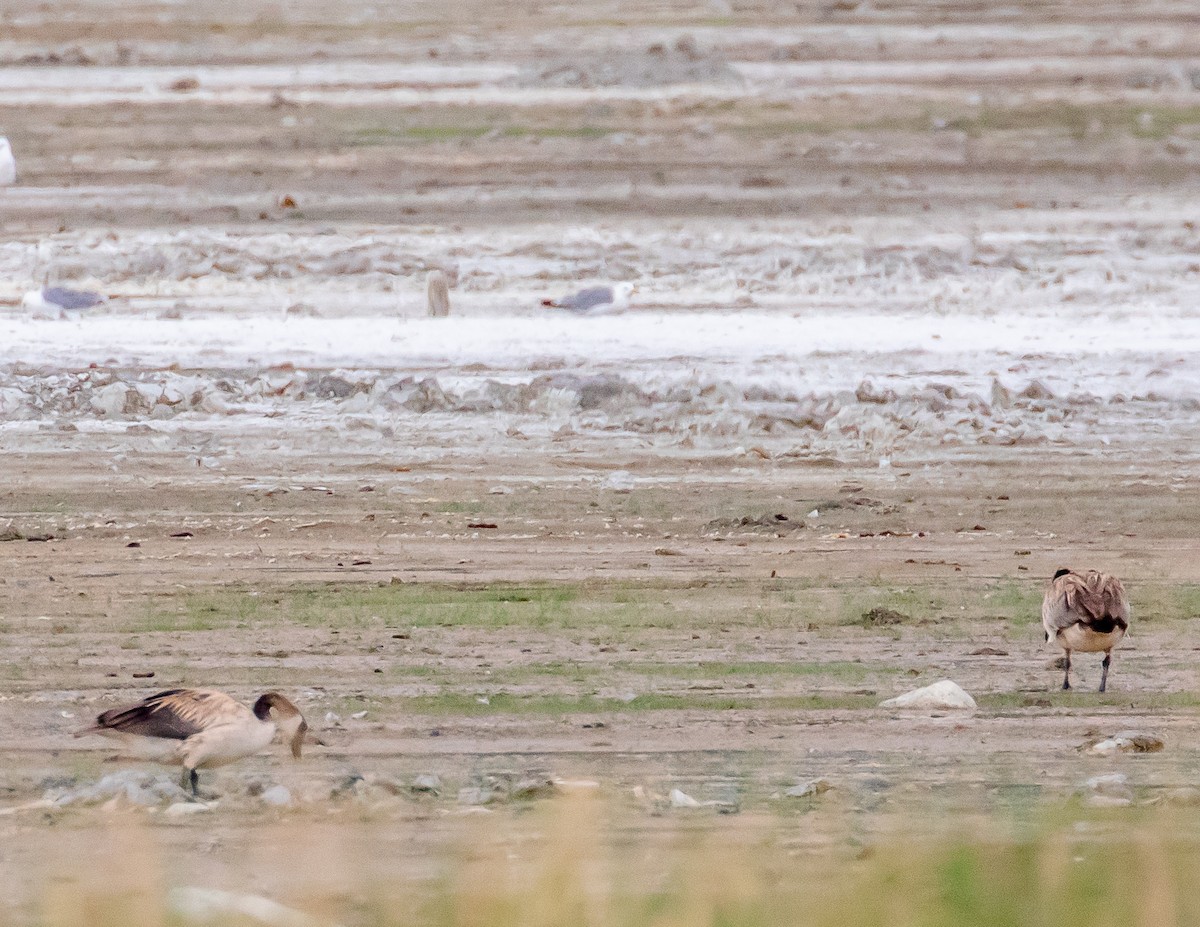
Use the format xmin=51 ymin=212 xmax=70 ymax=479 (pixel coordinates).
xmin=180 ymin=767 xmax=199 ymax=797
xmin=1062 ymin=651 xmax=1071 ymax=690
xmin=1099 ymin=651 xmax=1112 ymax=693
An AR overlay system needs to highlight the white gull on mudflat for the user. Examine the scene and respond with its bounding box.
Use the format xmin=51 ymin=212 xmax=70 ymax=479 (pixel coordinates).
xmin=542 ymin=282 xmax=636 ymax=313
xmin=21 ymin=287 xmax=107 ymax=314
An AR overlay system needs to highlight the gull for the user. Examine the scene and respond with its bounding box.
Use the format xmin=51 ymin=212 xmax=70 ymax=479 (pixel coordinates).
xmin=1042 ymin=569 xmax=1130 ymax=692
xmin=76 ymin=689 xmax=312 ymax=796
xmin=22 ymin=286 xmax=107 ymax=315
xmin=541 ymin=282 xmax=636 ymax=314
xmin=0 ymin=137 xmax=14 ymax=186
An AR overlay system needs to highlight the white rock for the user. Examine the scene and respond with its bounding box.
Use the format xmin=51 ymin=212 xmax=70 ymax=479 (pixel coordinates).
xmin=669 ymin=788 xmax=702 ymax=808
xmin=879 ymin=680 xmax=977 ymax=710
xmin=259 ymin=785 xmax=293 ymax=807
xmin=91 ymin=382 xmax=136 ymax=417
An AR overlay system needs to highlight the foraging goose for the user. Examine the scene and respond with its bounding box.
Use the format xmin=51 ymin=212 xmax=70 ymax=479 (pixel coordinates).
xmin=76 ymin=689 xmax=310 ymax=796
xmin=1042 ymin=569 xmax=1130 ymax=692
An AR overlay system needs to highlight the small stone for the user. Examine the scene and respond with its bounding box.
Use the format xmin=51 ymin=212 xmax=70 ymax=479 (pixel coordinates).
xmin=411 ymin=774 xmax=442 ymax=794
xmin=669 ymin=788 xmax=702 ymax=808
xmin=784 ymin=777 xmax=833 ymax=798
xmin=259 ymin=785 xmax=293 ymax=807
xmin=880 ymin=680 xmax=977 ymax=710
xmin=1087 ymin=731 xmax=1164 ymax=755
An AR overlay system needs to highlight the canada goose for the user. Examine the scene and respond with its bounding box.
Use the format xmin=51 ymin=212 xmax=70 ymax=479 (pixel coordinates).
xmin=76 ymin=689 xmax=310 ymax=796
xmin=426 ymin=269 xmax=451 ymax=317
xmin=541 ymin=282 xmax=636 ymax=314
xmin=1042 ymin=569 xmax=1130 ymax=692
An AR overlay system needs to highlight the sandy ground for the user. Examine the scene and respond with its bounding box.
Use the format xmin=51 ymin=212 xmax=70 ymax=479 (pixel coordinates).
xmin=3 ymin=0 xmax=1200 ymax=921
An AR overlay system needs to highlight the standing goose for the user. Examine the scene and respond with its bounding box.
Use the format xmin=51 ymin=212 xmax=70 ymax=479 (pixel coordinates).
xmin=1042 ymin=569 xmax=1130 ymax=692
xmin=76 ymin=689 xmax=310 ymax=796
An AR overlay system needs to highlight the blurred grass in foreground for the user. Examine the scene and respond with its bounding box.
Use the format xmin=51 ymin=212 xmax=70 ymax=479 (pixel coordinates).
xmin=17 ymin=797 xmax=1200 ymax=927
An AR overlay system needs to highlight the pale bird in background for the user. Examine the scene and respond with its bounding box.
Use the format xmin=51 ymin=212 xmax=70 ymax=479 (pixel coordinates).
xmin=1042 ymin=568 xmax=1130 ymax=692
xmin=542 ymin=281 xmax=636 ymax=314
xmin=426 ymin=269 xmax=451 ymax=317
xmin=0 ymin=137 xmax=14 ymax=186
xmin=22 ymin=286 xmax=107 ymax=315
xmin=76 ymin=689 xmax=313 ymax=797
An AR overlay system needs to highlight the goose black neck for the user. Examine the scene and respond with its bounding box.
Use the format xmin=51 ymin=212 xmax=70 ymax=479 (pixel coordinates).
xmin=252 ymin=695 xmax=275 ymax=721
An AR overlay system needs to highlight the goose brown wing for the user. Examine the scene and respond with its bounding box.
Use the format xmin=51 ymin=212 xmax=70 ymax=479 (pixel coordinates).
xmin=92 ymin=689 xmax=240 ymax=740
xmin=1042 ymin=573 xmax=1088 ymax=633
xmin=1090 ymin=572 xmax=1131 ymax=625
xmin=1043 ymin=572 xmax=1129 ymax=636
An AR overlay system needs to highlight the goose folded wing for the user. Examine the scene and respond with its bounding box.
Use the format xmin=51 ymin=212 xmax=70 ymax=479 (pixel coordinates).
xmin=1091 ymin=574 xmax=1131 ymax=624
xmin=1043 ymin=574 xmax=1091 ymax=632
xmin=94 ymin=689 xmax=225 ymax=739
